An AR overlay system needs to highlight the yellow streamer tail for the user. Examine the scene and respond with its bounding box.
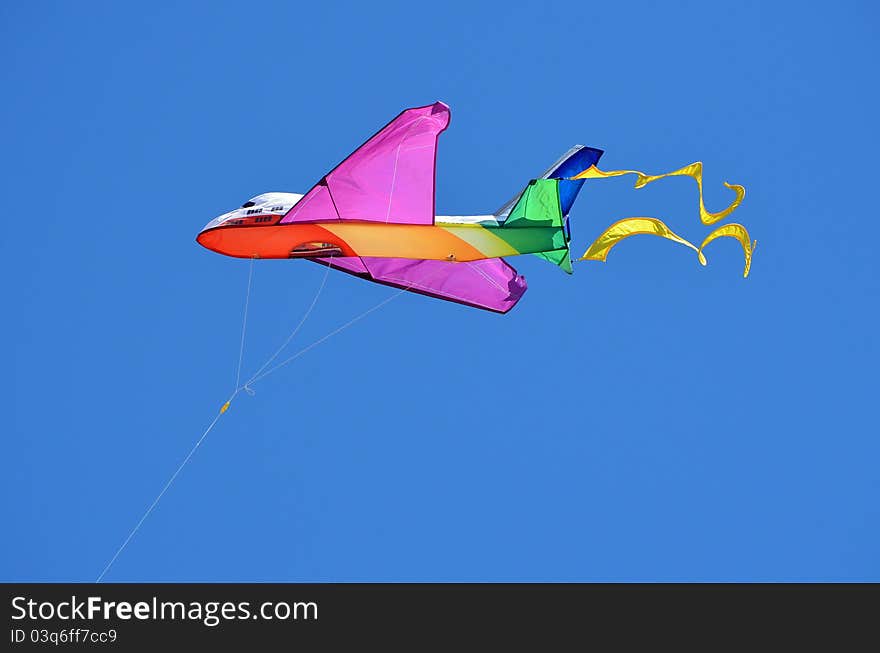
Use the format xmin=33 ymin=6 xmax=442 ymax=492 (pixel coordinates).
xmin=572 ymin=162 xmax=745 ymax=225
xmin=579 ymin=218 xmax=754 ymax=278
xmin=580 ymin=217 xmax=706 ymax=265
xmin=572 ymin=159 xmax=753 ymax=276
xmin=698 ymin=223 xmax=755 ymax=278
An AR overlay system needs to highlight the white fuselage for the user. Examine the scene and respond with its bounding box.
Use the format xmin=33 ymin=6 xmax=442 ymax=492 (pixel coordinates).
xmin=203 ymin=192 xmax=501 ymax=233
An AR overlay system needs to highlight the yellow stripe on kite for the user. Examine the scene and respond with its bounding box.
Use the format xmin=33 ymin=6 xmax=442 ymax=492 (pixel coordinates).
xmin=572 ymin=162 xmax=745 ymax=225
xmin=439 ymin=224 xmax=520 ymax=259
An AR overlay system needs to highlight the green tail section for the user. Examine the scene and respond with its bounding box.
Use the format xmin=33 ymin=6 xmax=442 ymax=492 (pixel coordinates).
xmin=533 ymin=248 xmax=572 ymax=273
xmin=503 ymin=179 xmax=572 ymax=273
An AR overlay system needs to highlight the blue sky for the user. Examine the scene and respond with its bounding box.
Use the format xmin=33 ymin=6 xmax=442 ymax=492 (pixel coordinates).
xmin=3 ymin=1 xmax=878 ymax=581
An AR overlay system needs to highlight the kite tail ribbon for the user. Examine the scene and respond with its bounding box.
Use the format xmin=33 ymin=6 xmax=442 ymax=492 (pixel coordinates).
xmin=572 ymin=162 xmax=745 ymax=225
xmin=698 ymin=223 xmax=756 ymax=278
xmin=579 ymin=218 xmax=755 ymax=278
xmin=573 ymin=160 xmax=752 ymax=276
xmin=580 ymin=217 xmax=706 ymax=265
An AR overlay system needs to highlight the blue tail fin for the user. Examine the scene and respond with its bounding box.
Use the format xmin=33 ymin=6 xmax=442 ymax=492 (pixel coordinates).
xmin=547 ymin=145 xmax=604 ymax=215
xmin=495 ymin=145 xmax=603 ymax=219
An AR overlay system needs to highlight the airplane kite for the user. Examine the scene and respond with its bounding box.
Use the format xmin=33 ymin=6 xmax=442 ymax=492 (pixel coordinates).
xmin=197 ymin=101 xmax=753 ymax=313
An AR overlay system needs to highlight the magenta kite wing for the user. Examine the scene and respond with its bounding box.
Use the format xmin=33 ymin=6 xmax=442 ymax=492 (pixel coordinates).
xmin=312 ymin=256 xmax=527 ymax=313
xmin=282 ymin=102 xmax=450 ymax=225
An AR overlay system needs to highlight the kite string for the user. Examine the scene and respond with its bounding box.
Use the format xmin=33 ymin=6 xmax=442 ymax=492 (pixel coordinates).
xmin=97 ymin=263 xmax=415 ymax=582
xmin=95 ymin=391 xmax=234 ymax=583
xmin=96 ymin=257 xmax=257 ymax=582
xmin=242 ymin=257 xmax=334 ymax=390
xmin=248 ymin=280 xmax=415 ymax=387
xmin=234 ymin=257 xmax=255 ymax=391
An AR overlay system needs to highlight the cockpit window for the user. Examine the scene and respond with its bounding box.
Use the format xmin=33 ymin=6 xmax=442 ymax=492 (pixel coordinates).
xmin=241 ymin=201 xmax=256 ymax=208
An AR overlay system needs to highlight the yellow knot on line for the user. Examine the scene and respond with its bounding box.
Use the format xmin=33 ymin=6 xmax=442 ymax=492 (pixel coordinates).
xmin=219 ymin=401 xmax=231 ymax=415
